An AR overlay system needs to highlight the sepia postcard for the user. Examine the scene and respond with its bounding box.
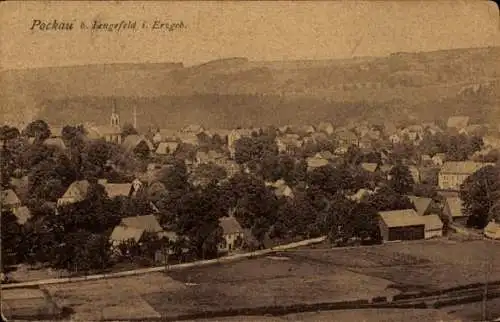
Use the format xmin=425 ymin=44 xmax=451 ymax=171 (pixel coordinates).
xmin=1 ymin=1 xmax=500 ymax=321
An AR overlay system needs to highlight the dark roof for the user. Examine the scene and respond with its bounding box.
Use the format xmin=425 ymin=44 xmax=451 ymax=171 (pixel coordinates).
xmin=408 ymin=195 xmax=432 ymax=216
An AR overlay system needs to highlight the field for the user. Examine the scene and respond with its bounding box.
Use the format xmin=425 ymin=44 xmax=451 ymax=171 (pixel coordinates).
xmin=4 ymin=238 xmax=500 ymax=320
xmin=285 ymin=239 xmax=500 ymax=292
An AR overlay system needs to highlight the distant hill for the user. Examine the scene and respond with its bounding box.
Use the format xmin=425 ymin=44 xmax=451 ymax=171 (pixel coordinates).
xmin=1 ymin=47 xmax=499 ymax=128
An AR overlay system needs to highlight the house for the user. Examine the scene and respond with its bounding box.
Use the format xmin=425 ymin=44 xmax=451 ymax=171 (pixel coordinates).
xmin=432 ymin=153 xmax=446 ymax=166
xmin=378 ymin=209 xmax=426 ymax=241
xmin=483 ymin=136 xmax=500 ymax=149
xmin=109 ymin=225 xmax=145 ymax=248
xmin=10 ymin=176 xmax=29 ymax=203
xmin=57 ymin=180 xmax=90 ymax=207
xmin=314 ymin=151 xmax=336 ymax=161
xmin=317 ymin=122 xmax=334 ymax=135
xmin=484 ymin=220 xmax=500 ymax=240
xmin=48 ymin=126 xmax=64 ymax=138
xmin=13 ymin=206 xmax=32 ymax=225
xmin=176 ymin=132 xmax=199 ymax=146
xmin=408 ymin=165 xmax=420 ymax=184
xmin=195 ymin=150 xmax=225 ymax=165
xmin=407 ymin=195 xmax=433 ymax=216
xmin=122 ymin=135 xmax=154 ymax=154
xmin=421 ymin=214 xmax=444 ymax=239
xmin=275 ymin=134 xmax=302 ymax=154
xmin=421 ymin=154 xmax=432 ymax=165
xmin=335 ymin=129 xmax=359 ymax=147
xmin=446 ymin=116 xmax=470 ymax=130
xmin=348 ymin=188 xmax=375 ymax=202
xmin=389 ymin=133 xmax=402 ymax=144
xmin=85 ymin=112 xmax=122 ymax=144
xmin=218 ymin=216 xmax=245 ymax=253
xmin=438 ymin=161 xmax=494 ymax=191
xmin=459 ymin=124 xmax=486 ymax=137
xmin=156 ymin=141 xmax=179 ymax=155
xmin=306 ymin=155 xmax=329 ymax=172
xmin=360 ymin=162 xmax=379 ymax=173
xmin=443 ymin=197 xmax=468 ymax=225
xmin=1 ymin=189 xmax=21 ymax=212
xmin=152 ymin=129 xmax=177 ymax=143
xmin=182 ymin=124 xmax=205 ymax=134
xmin=265 ymin=179 xmax=294 ymax=199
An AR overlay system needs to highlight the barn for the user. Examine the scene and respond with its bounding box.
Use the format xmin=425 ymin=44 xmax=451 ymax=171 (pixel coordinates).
xmin=378 ymin=209 xmax=426 ymax=242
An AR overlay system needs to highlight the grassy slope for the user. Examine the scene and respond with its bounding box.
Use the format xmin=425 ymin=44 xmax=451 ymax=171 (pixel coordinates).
xmin=1 ymin=46 xmax=499 ymax=128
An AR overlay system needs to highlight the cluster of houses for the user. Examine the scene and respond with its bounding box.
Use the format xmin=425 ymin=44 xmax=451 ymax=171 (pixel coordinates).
xmin=4 ymin=111 xmax=500 ymax=260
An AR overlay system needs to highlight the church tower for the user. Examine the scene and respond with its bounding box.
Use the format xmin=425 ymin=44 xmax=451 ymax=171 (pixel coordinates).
xmin=111 ymin=100 xmax=120 ymax=128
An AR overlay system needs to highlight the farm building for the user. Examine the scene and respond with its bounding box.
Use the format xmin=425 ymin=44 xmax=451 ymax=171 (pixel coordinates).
xmin=378 ymin=209 xmax=425 ymax=242
xmin=443 ymin=197 xmax=468 ymax=225
xmin=218 ymin=216 xmax=245 ymax=253
xmin=422 ymin=214 xmax=444 ymax=239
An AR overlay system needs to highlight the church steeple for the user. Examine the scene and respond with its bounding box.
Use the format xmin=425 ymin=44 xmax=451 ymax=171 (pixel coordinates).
xmin=111 ymin=99 xmax=120 ymax=127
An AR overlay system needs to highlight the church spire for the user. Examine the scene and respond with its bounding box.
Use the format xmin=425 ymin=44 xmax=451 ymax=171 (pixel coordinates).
xmin=111 ymin=99 xmax=120 ymax=127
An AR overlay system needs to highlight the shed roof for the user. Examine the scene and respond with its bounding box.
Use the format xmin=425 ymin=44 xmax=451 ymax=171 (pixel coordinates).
xmin=156 ymin=142 xmax=179 ymax=155
xmin=379 ymin=209 xmax=425 ymax=228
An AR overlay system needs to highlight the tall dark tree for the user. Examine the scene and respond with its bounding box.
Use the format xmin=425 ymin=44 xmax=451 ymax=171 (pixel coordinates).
xmin=23 ymin=120 xmax=51 ymax=143
xmin=460 ymin=165 xmax=500 ymax=228
xmin=388 ymin=163 xmax=415 ymax=194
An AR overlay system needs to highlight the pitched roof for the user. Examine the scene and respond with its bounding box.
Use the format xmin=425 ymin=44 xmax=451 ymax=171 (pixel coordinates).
xmin=361 ymin=163 xmax=378 ymax=173
xmin=176 ymin=132 xmax=199 ymax=145
xmin=440 ymin=161 xmax=494 ymax=175
xmin=422 ymin=214 xmax=443 ymax=231
xmin=157 ymin=230 xmax=179 ymax=241
xmin=380 ymin=164 xmax=394 ymax=173
xmin=1 ymin=189 xmax=21 ymax=206
xmin=306 ymin=156 xmax=329 ymax=169
xmin=43 ymin=138 xmax=67 ymax=150
xmin=62 ymin=180 xmax=90 ymax=200
xmin=445 ymin=197 xmax=465 ymax=218
xmin=447 ymin=116 xmax=470 ymax=129
xmin=484 ymin=221 xmax=500 ymax=239
xmin=156 ymin=142 xmax=179 ymax=155
xmin=120 ymin=214 xmax=163 ymax=233
xmin=219 ymin=216 xmax=243 ymax=235
xmin=102 ymin=183 xmax=132 ymax=198
xmin=88 ymin=125 xmax=121 ymax=138
xmin=14 ymin=206 xmax=31 ymax=225
xmin=182 ymin=124 xmax=204 ymax=133
xmin=348 ymin=189 xmax=374 ymax=202
xmin=378 ymin=209 xmax=425 ymax=228
xmin=122 ymin=135 xmax=154 ymax=152
xmin=110 ymin=225 xmax=145 ymax=243
xmin=407 ymin=195 xmax=432 ymax=216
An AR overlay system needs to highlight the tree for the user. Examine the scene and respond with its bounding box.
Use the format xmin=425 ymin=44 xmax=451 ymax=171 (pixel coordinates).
xmin=365 ymin=186 xmax=414 ymax=212
xmin=460 ymin=165 xmax=500 ymax=228
xmin=169 ymin=184 xmax=226 ymax=259
xmin=121 ymin=123 xmax=138 ymax=137
xmin=23 ymin=120 xmax=51 ymax=143
xmin=388 ymin=163 xmax=415 ymax=194
xmin=1 ymin=211 xmax=22 ymax=272
xmin=0 ymin=125 xmax=21 ymax=188
xmin=234 ymin=135 xmax=278 ymax=165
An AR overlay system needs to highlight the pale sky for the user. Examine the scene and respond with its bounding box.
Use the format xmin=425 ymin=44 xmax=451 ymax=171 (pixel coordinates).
xmin=1 ymin=1 xmax=499 ymax=70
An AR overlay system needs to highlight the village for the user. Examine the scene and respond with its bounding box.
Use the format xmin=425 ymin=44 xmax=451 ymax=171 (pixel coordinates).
xmin=2 ymin=106 xmax=500 ymax=286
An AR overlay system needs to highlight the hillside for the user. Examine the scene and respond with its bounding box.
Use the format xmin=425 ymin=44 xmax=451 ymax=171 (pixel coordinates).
xmin=1 ymin=46 xmax=499 ymax=128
